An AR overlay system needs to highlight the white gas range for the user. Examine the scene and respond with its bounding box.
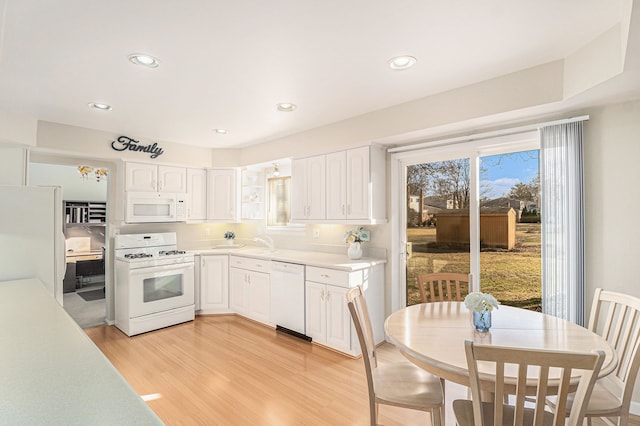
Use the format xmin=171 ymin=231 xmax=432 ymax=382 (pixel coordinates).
xmin=114 ymin=232 xmax=195 ymax=336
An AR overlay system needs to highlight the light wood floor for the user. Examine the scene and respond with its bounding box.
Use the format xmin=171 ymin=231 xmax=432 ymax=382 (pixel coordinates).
xmin=86 ymin=315 xmax=639 ymax=426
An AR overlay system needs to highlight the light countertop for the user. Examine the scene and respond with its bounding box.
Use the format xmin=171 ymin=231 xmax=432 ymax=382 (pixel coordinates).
xmin=0 ymin=278 xmax=163 ymax=425
xmin=191 ymin=246 xmax=386 ymax=271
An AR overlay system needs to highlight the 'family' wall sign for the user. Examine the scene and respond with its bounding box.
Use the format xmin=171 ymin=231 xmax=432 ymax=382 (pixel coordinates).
xmin=111 ymin=136 xmax=164 ymax=159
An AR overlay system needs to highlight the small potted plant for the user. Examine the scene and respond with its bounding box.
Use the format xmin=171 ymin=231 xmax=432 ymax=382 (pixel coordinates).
xmin=224 ymin=231 xmax=236 ymax=246
xmin=343 ymin=227 xmax=370 ymax=260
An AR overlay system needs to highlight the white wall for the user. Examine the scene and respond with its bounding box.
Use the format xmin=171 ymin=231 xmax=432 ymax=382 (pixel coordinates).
xmin=583 ymin=99 xmax=640 ymax=406
xmin=29 ymin=163 xmax=108 ymax=201
xmin=36 ymin=121 xmax=221 ymax=168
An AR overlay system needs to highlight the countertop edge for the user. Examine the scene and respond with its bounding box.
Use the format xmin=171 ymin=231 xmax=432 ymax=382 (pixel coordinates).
xmin=189 ymin=247 xmax=386 ymax=271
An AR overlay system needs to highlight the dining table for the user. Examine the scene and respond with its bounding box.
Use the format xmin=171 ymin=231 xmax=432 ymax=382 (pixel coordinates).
xmin=384 ymin=301 xmax=617 ymax=422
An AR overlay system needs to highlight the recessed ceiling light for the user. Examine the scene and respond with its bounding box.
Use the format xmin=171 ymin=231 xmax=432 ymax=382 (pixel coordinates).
xmin=88 ymin=102 xmax=112 ymax=111
xmin=277 ymin=103 xmax=297 ymax=112
xmin=388 ymin=55 xmax=417 ymax=70
xmin=213 ymin=128 xmax=229 ymax=135
xmin=128 ymin=53 xmax=160 ymax=68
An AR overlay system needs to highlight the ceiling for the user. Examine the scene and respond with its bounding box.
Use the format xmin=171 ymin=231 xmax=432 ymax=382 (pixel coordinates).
xmin=0 ymin=0 xmax=635 ymax=149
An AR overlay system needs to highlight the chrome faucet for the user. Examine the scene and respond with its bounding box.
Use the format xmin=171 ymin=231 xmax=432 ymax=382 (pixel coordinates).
xmin=253 ymin=235 xmax=275 ymax=252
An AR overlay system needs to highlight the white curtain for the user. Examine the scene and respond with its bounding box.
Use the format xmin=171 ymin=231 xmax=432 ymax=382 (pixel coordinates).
xmin=540 ymin=121 xmax=585 ymax=325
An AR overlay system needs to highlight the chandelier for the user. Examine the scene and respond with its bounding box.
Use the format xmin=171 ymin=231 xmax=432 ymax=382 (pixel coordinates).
xmin=77 ymin=165 xmax=108 ymax=182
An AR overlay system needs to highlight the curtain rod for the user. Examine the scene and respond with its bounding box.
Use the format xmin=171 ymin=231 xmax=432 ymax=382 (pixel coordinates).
xmin=387 ymin=115 xmax=589 ymax=153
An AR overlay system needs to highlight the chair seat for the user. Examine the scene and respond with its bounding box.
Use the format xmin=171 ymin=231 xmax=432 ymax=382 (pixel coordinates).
xmin=547 ymin=375 xmax=623 ymax=416
xmin=373 ymin=361 xmax=444 ymax=410
xmin=453 ymin=399 xmax=555 ymax=426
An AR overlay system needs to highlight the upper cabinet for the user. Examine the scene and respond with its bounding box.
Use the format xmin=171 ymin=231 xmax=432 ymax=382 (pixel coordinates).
xmin=241 ymin=169 xmax=265 ymax=220
xmin=186 ymin=168 xmax=207 ymax=221
xmin=125 ymin=162 xmax=187 ymax=193
xmin=207 ymin=168 xmax=239 ymax=222
xmin=291 ymin=155 xmax=326 ymax=221
xmin=292 ymin=145 xmax=386 ymax=224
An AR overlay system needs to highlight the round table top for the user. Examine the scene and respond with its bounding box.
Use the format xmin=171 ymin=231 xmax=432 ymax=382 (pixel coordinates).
xmin=384 ymin=302 xmax=617 ymax=387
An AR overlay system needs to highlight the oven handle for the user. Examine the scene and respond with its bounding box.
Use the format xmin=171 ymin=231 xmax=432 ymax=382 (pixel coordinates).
xmin=128 ymin=262 xmax=194 ymax=276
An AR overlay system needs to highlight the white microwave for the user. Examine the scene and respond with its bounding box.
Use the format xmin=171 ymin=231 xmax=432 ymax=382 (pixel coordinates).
xmin=125 ymin=192 xmax=187 ymax=223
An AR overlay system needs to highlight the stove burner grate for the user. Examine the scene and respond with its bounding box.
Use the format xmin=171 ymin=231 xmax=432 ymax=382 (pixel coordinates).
xmin=124 ymin=253 xmax=153 ymax=259
xmin=159 ymin=250 xmax=186 ymax=256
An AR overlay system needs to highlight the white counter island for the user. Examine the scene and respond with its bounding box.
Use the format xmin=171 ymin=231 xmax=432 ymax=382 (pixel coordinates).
xmin=0 ymin=278 xmax=163 ymax=425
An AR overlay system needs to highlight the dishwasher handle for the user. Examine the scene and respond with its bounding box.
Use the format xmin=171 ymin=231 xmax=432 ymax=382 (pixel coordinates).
xmin=270 ymin=261 xmax=304 ymax=274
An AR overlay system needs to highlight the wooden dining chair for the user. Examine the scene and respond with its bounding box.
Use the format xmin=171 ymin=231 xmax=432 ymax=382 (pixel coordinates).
xmin=417 ymin=272 xmax=471 ymax=303
xmin=346 ymin=286 xmax=444 ymax=426
xmin=453 ymin=340 xmax=605 ymax=426
xmin=547 ymin=288 xmax=640 ymax=425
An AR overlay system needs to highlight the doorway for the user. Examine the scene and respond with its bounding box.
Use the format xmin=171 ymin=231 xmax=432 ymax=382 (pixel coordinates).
xmin=391 ymin=131 xmax=541 ymax=311
xmin=28 ymin=159 xmax=111 ymax=329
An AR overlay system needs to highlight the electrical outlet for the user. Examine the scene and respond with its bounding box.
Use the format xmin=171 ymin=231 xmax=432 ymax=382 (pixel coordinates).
xmin=313 ymin=228 xmax=320 ymax=238
xmin=204 ymin=228 xmax=211 ymax=237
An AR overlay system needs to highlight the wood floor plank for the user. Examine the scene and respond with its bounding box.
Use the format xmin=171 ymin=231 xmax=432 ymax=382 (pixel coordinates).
xmin=86 ymin=315 xmax=640 ymax=426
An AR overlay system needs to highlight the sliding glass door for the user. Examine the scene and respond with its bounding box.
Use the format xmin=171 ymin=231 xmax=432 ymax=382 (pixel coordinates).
xmin=396 ymin=132 xmax=540 ymax=309
xmin=406 ymin=157 xmax=471 ymax=305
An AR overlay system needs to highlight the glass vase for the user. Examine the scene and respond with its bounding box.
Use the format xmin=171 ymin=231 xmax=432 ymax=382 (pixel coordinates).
xmin=473 ymin=309 xmax=491 ymax=332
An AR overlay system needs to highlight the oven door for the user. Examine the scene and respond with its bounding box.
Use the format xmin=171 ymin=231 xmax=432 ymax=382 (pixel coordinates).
xmin=127 ymin=262 xmax=195 ymax=318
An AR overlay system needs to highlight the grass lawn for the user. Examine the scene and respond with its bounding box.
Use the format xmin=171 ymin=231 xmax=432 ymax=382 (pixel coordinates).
xmin=406 ymin=223 xmax=542 ymax=310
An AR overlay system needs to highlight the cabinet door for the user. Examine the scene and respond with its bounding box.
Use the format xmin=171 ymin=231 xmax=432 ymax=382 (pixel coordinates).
xmin=346 ymin=146 xmax=370 ymax=219
xmin=200 ymin=255 xmax=229 ymax=311
xmin=306 ymin=155 xmax=326 ymax=220
xmin=187 ymin=168 xmax=207 ymax=220
xmin=290 ymin=158 xmax=308 ymax=220
xmin=207 ymin=169 xmax=238 ymax=221
xmin=126 ymin=162 xmax=157 ymax=192
xmin=326 ymin=151 xmax=347 ymax=220
xmin=158 ymin=165 xmax=187 ymax=193
xmin=229 ymin=267 xmax=248 ymax=314
xmin=247 ymin=271 xmax=270 ymax=324
xmin=325 ymin=284 xmax=351 ymax=352
xmin=305 ymin=281 xmax=327 ymax=344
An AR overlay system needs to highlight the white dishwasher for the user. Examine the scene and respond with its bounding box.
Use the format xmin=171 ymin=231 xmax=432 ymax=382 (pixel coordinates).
xmin=270 ymin=261 xmax=309 ymax=341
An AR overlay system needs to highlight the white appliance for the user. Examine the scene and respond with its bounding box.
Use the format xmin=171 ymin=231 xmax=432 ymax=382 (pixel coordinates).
xmin=114 ymin=232 xmax=195 ymax=336
xmin=0 ymin=186 xmax=65 ymax=305
xmin=125 ymin=192 xmax=187 ymax=223
xmin=270 ymin=261 xmax=309 ymax=341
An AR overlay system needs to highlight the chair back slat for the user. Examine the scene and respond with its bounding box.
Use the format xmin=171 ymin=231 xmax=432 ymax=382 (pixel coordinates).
xmin=346 ymin=286 xmax=377 ymax=423
xmin=464 ymin=340 xmax=604 ymax=426
xmin=417 ymin=273 xmax=471 ymax=303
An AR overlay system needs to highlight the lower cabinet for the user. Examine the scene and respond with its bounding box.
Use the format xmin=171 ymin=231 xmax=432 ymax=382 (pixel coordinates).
xmin=197 ymin=254 xmax=230 ymax=314
xmin=305 ymin=264 xmax=384 ymax=356
xmin=229 ymin=256 xmax=271 ymax=325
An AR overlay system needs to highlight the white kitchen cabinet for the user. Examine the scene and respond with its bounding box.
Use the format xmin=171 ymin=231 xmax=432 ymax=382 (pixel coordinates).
xmin=186 ymin=168 xmax=207 ymax=221
xmin=206 ymin=168 xmax=239 ymax=222
xmin=305 ymin=264 xmax=384 ymax=356
xmin=197 ymin=254 xmax=229 ymax=313
xmin=291 ymin=155 xmax=325 ymax=221
xmin=160 ymin=165 xmax=188 ymax=193
xmin=125 ymin=162 xmax=187 ymax=193
xmin=326 ymin=145 xmax=386 ymax=223
xmin=229 ymin=256 xmax=271 ymax=325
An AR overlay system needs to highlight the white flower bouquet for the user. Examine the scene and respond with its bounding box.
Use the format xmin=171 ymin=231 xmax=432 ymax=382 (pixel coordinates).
xmin=464 ymin=291 xmax=500 ymax=312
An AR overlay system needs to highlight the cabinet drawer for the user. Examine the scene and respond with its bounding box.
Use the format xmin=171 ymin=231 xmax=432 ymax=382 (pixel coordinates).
xmin=306 ymin=266 xmax=358 ymax=288
xmin=229 ymin=256 xmax=271 ymax=273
